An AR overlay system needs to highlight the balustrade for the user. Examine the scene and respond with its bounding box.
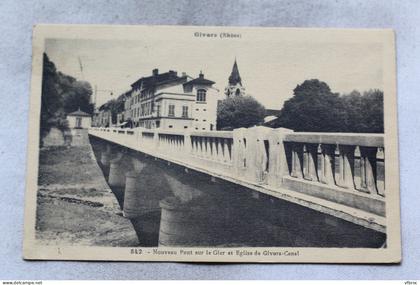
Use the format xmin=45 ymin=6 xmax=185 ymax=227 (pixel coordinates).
xmin=89 ymin=127 xmax=386 ymax=217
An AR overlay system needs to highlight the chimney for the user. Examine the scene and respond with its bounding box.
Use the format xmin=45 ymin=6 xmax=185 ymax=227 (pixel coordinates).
xmin=152 ymin=68 xmax=159 ymax=76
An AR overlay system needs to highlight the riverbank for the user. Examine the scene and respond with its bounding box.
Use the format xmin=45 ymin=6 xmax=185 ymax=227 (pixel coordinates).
xmin=35 ymin=145 xmax=138 ymax=247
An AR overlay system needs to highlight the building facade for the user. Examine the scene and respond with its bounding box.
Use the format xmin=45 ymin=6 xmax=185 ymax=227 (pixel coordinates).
xmin=67 ymin=108 xmax=92 ymax=129
xmin=125 ymin=69 xmax=219 ymax=131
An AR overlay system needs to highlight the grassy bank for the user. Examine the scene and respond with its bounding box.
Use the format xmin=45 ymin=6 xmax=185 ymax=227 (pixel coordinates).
xmin=35 ymin=145 xmax=138 ymax=247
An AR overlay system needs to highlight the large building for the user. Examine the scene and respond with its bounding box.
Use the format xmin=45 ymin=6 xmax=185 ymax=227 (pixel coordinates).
xmin=126 ymin=69 xmax=219 ymax=131
xmin=225 ymin=59 xmax=246 ymax=98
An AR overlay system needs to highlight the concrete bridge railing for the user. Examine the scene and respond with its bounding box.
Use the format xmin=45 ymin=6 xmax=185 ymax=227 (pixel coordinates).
xmin=89 ymin=126 xmax=386 ymax=232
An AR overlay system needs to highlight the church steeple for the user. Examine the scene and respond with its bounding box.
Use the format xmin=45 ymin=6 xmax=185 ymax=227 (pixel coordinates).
xmin=228 ymin=59 xmax=242 ymax=86
xmin=225 ymin=58 xmax=245 ymax=98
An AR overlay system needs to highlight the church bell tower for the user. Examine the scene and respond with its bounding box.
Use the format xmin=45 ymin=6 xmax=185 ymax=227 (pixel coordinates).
xmin=225 ymin=59 xmax=245 ymax=98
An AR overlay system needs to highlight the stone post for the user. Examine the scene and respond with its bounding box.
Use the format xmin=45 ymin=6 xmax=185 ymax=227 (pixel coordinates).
xmin=266 ymin=128 xmax=293 ymax=187
xmin=243 ymin=126 xmax=271 ymax=183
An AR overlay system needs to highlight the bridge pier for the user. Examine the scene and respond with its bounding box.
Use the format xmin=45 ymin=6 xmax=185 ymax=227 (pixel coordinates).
xmin=108 ymin=151 xmax=131 ymax=187
xmin=100 ymin=144 xmax=112 ymax=166
xmin=159 ymin=196 xmax=217 ymax=247
xmin=122 ymin=158 xmax=172 ymax=247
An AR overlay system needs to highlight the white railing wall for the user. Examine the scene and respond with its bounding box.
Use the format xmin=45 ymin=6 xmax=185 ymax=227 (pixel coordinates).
xmin=89 ymin=126 xmax=385 ymax=218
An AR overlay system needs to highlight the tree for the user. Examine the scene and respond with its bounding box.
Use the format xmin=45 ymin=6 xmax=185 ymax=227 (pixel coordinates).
xmin=217 ymin=96 xmax=266 ymax=130
xmin=341 ymin=89 xmax=383 ymax=133
xmin=275 ymin=79 xmax=347 ymax=132
xmin=40 ymin=53 xmax=93 ymax=143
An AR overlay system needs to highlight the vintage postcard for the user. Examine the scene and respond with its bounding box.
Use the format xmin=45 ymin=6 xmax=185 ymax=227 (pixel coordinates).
xmin=23 ymin=24 xmax=401 ymax=263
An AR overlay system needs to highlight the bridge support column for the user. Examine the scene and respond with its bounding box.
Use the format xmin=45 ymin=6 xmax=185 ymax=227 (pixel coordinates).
xmin=159 ymin=197 xmax=215 ymax=247
xmin=100 ymin=144 xmax=112 ymax=166
xmin=123 ymin=162 xmax=172 ymax=247
xmin=108 ymin=151 xmax=131 ymax=188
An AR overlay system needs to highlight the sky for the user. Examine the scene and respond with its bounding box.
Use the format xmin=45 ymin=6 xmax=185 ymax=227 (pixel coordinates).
xmin=45 ymin=36 xmax=383 ymax=110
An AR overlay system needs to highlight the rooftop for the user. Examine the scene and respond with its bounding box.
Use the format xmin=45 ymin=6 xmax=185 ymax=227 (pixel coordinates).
xmin=67 ymin=108 xmax=91 ymax=117
xmin=130 ymin=69 xmax=182 ymax=90
xmin=183 ymin=72 xmax=215 ymax=86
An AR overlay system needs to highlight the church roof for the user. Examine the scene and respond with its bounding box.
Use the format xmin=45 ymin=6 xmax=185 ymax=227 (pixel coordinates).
xmin=228 ymin=59 xmax=242 ymax=86
xmin=68 ymin=108 xmax=91 ymax=117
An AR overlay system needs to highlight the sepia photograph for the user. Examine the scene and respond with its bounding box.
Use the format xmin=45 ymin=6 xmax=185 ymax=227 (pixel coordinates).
xmin=23 ymin=25 xmax=400 ymax=263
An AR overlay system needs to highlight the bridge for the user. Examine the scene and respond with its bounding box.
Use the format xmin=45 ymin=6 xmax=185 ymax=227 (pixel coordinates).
xmin=88 ymin=126 xmax=386 ymax=247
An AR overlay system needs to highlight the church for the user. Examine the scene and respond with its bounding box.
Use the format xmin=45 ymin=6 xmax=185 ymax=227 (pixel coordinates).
xmin=225 ymin=59 xmax=246 ymax=98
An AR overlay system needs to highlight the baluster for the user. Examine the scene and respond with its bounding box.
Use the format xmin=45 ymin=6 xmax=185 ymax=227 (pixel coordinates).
xmin=204 ymin=137 xmax=211 ymax=159
xmin=376 ymin=147 xmax=385 ymax=196
xmin=360 ymin=146 xmax=378 ymax=194
xmin=175 ymin=136 xmax=180 ymax=153
xmin=207 ymin=137 xmax=213 ymax=160
xmin=223 ymin=138 xmax=231 ymax=164
xmin=304 ymin=144 xmax=318 ymax=181
xmin=194 ymin=137 xmax=199 ymax=156
xmin=211 ymin=137 xmax=217 ymax=161
xmin=198 ymin=137 xmax=203 ymax=158
xmin=164 ymin=135 xmax=168 ymax=152
xmin=190 ymin=137 xmax=195 ymax=155
xmin=334 ymin=145 xmax=340 ymax=185
xmin=291 ymin=143 xmax=303 ymax=179
xmin=316 ymin=144 xmax=323 ymax=181
xmin=217 ymin=138 xmax=224 ymax=162
xmin=337 ymin=145 xmax=355 ymax=188
xmin=303 ymin=144 xmax=308 ymax=179
xmin=180 ymin=136 xmax=185 ymax=152
xmin=169 ymin=136 xmax=173 ymax=153
xmin=320 ymin=144 xmax=335 ymax=185
xmin=354 ymin=146 xmax=362 ymax=190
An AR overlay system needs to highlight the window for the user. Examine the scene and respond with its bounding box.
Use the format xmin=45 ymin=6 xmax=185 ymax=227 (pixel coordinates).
xmin=184 ymin=126 xmax=188 ymax=129
xmin=75 ymin=117 xmax=82 ymax=128
xmin=197 ymin=89 xmax=206 ymax=102
xmin=203 ymin=119 xmax=206 ymax=122
xmin=169 ymin=125 xmax=173 ymax=128
xmin=182 ymin=106 xmax=188 ymax=118
xmin=156 ymin=105 xmax=161 ymax=117
xmin=168 ymin=104 xmax=175 ymax=117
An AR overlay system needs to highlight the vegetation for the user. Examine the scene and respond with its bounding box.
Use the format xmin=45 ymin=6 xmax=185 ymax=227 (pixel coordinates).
xmin=272 ymin=79 xmax=384 ymax=133
xmin=40 ymin=53 xmax=93 ymax=141
xmin=98 ymin=96 xmax=125 ymax=125
xmin=217 ymin=95 xmax=266 ymax=130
